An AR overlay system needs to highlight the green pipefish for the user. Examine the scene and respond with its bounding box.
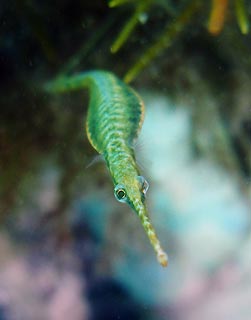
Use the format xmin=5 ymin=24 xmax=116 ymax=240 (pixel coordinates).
xmin=45 ymin=70 xmax=168 ymax=267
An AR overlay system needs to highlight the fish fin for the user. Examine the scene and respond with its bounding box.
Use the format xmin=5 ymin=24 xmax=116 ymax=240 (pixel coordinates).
xmin=133 ymin=137 xmax=152 ymax=172
xmin=86 ymin=155 xmax=104 ymax=168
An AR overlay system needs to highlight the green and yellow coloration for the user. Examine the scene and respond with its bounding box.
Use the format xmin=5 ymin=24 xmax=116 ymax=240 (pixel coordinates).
xmin=45 ymin=70 xmax=168 ymax=267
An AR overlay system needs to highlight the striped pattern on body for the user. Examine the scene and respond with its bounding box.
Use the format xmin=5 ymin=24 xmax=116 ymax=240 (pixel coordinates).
xmin=45 ymin=70 xmax=168 ymax=267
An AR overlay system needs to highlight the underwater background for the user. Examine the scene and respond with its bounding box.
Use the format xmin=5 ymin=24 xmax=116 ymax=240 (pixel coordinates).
xmin=0 ymin=1 xmax=251 ymax=319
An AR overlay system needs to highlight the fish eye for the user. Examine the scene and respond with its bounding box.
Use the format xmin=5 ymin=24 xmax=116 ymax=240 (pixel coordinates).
xmin=114 ymin=184 xmax=127 ymax=202
xmin=117 ymin=189 xmax=126 ymax=199
xmin=137 ymin=176 xmax=149 ymax=195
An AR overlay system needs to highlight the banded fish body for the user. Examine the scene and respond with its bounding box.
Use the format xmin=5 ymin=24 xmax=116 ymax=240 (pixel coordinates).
xmin=45 ymin=70 xmax=168 ymax=267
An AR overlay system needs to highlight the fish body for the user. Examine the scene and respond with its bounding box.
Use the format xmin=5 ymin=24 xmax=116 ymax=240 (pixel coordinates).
xmin=45 ymin=70 xmax=168 ymax=267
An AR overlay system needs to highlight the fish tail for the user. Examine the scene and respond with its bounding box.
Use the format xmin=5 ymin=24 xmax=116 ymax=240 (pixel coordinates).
xmin=44 ymin=73 xmax=92 ymax=93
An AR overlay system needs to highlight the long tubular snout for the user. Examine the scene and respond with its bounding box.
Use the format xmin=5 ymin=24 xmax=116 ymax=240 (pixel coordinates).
xmin=137 ymin=205 xmax=168 ymax=267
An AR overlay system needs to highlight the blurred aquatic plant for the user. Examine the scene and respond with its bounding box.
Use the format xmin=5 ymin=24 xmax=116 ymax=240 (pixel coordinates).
xmin=109 ymin=0 xmax=250 ymax=82
xmin=109 ymin=0 xmax=153 ymax=54
xmin=109 ymin=0 xmax=201 ymax=83
xmin=208 ymin=0 xmax=249 ymax=35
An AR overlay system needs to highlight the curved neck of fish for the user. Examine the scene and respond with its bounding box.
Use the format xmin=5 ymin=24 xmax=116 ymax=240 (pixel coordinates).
xmin=104 ymin=144 xmax=139 ymax=183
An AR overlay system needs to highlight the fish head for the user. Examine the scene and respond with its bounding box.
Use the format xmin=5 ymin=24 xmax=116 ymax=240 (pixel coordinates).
xmin=113 ymin=175 xmax=168 ymax=267
xmin=113 ymin=175 xmax=149 ymax=209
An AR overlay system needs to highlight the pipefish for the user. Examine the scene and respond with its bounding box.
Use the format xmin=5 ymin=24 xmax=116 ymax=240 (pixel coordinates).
xmin=45 ymin=70 xmax=168 ymax=267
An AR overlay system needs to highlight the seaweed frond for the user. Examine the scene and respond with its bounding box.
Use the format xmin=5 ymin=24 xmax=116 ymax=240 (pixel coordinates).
xmin=208 ymin=0 xmax=229 ymax=35
xmin=108 ymin=0 xmax=250 ymax=83
xmin=234 ymin=0 xmax=249 ymax=34
xmin=110 ymin=0 xmax=153 ymax=53
xmin=208 ymin=0 xmax=250 ymax=35
xmin=124 ymin=0 xmax=201 ymax=83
